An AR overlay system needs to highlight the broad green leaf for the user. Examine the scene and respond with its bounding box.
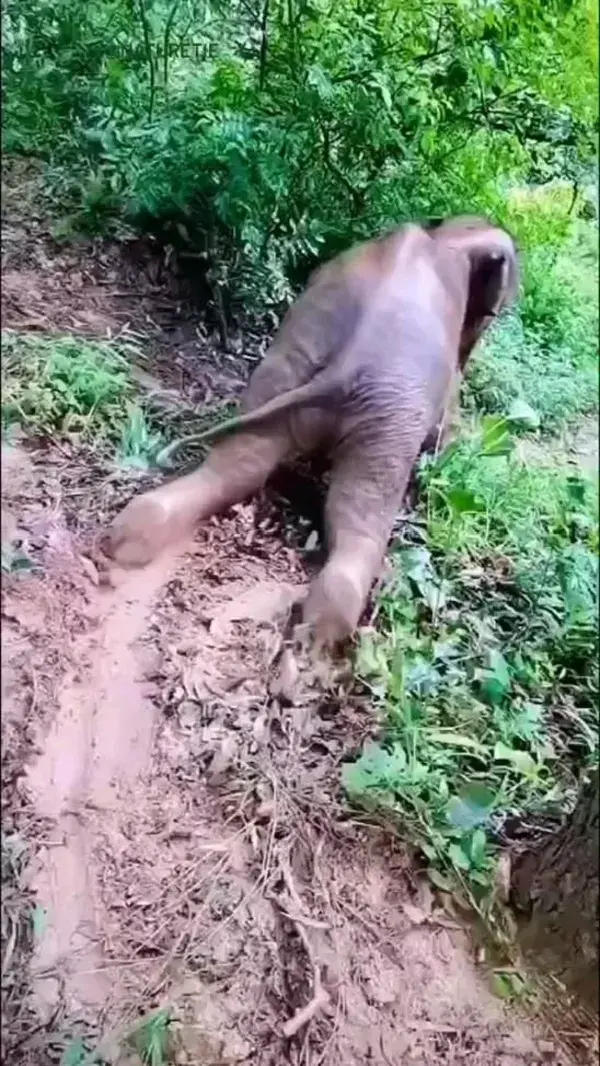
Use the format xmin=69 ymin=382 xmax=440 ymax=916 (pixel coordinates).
xmin=470 ymin=828 xmax=487 ymax=864
xmin=491 ymin=973 xmax=514 ymax=999
xmin=493 ymin=742 xmax=537 ymax=775
xmin=342 ymin=742 xmax=406 ymax=796
xmin=448 ymin=842 xmax=472 ymax=871
xmin=428 ymin=731 xmax=488 ymax=753
xmin=405 ymin=660 xmax=441 ymax=697
xmin=507 ymin=398 xmax=540 ymax=430
xmin=446 ymin=488 xmax=486 ymax=515
xmin=447 ymin=784 xmax=497 ymax=829
xmin=478 ymin=649 xmax=511 ymax=706
xmin=32 ymin=905 xmax=48 ymax=941
xmin=481 ymin=415 xmax=514 ymax=456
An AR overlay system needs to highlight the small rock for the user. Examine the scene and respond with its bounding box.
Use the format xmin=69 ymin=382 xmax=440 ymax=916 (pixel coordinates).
xmin=178 ymin=700 xmax=200 ymax=730
xmin=402 ymin=902 xmax=428 ymax=926
xmin=209 ymin=878 xmax=244 ymax=920
xmin=538 ymin=1041 xmax=556 ymax=1057
xmin=269 ymin=648 xmax=299 ymax=704
xmin=206 ymin=735 xmax=239 ymax=785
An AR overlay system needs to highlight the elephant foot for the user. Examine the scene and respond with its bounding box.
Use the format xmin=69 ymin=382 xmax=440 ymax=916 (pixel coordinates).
xmin=101 ymin=490 xmax=196 ymax=567
xmin=301 ymin=562 xmax=364 ymax=651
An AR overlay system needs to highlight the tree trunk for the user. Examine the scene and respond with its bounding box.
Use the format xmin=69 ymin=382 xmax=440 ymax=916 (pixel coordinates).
xmin=511 ymin=770 xmax=599 ymax=1014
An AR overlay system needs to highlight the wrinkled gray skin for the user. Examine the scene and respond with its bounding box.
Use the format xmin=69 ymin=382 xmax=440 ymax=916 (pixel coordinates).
xmin=103 ymin=217 xmax=518 ymax=647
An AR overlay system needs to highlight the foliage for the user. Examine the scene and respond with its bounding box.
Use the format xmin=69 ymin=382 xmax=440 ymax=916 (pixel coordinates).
xmin=464 ymin=221 xmax=599 ymax=431
xmin=1 ymin=331 xmax=163 ymax=467
xmin=2 ymin=0 xmax=598 ymax=313
xmin=346 ymin=413 xmax=598 ymax=925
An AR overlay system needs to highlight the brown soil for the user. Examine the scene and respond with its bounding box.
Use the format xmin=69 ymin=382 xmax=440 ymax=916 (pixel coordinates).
xmin=1 ymin=156 xmax=592 ymax=1066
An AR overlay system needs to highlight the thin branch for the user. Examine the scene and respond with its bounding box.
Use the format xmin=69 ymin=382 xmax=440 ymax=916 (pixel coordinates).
xmin=258 ymin=0 xmax=270 ymax=90
xmin=321 ymin=127 xmax=365 ymax=213
xmin=163 ymin=0 xmax=182 ymax=92
xmin=567 ymin=180 xmax=580 ymax=216
xmin=137 ymin=0 xmax=156 ymax=120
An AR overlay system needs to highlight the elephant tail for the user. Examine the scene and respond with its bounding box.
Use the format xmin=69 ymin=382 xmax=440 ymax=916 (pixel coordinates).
xmin=156 ymin=370 xmax=342 ymax=467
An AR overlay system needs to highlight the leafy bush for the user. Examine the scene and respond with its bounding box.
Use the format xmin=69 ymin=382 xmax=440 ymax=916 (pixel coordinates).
xmin=2 ymin=0 xmax=597 ymax=313
xmin=347 ymin=416 xmax=598 ymax=921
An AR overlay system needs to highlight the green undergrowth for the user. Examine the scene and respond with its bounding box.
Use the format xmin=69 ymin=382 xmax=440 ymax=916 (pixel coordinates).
xmin=1 ymin=330 xmax=165 ymax=469
xmin=345 ymin=413 xmax=598 ymax=935
xmin=464 ymin=225 xmax=599 ymax=433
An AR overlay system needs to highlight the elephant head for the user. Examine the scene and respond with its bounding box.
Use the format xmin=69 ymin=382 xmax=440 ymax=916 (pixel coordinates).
xmin=428 ymin=216 xmax=519 ymax=367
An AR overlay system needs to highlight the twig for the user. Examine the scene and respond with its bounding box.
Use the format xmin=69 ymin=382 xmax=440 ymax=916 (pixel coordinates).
xmin=283 ymin=983 xmax=329 ymax=1039
xmin=279 ymin=844 xmax=311 ymax=915
xmin=278 ymin=844 xmax=330 ymax=1038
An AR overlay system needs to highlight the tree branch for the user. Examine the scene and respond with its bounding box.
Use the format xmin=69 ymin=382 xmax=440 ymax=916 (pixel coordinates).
xmin=137 ymin=0 xmax=156 ymax=120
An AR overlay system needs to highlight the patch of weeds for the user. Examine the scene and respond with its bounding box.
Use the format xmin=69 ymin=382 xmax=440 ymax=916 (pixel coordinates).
xmin=125 ymin=1009 xmax=171 ymax=1066
xmin=1 ymin=543 xmax=39 ymax=576
xmin=490 ymin=968 xmax=535 ymax=1004
xmin=345 ymin=416 xmax=598 ymax=932
xmin=1 ymin=330 xmax=171 ymax=474
xmin=117 ymin=405 xmax=165 ymax=470
xmin=57 ymin=1008 xmax=171 ymax=1066
xmin=1 ymin=331 xmax=138 ymax=442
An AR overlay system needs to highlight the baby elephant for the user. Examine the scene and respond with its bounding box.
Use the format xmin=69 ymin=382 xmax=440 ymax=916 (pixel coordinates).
xmin=103 ymin=217 xmax=518 ymax=647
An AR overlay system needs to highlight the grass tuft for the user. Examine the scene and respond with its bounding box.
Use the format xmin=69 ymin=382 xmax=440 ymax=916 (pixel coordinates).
xmin=1 ymin=331 xmax=165 ymax=470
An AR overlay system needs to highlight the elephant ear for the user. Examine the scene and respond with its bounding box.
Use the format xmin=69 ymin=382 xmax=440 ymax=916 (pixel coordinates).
xmin=468 ymin=247 xmax=516 ymax=320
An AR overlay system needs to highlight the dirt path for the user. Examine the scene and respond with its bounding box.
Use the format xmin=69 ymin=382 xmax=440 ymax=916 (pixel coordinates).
xmin=5 ymin=443 xmax=566 ymax=1066
xmin=1 ymin=159 xmax=591 ymax=1065
xmin=26 ymin=550 xmax=182 ymax=1017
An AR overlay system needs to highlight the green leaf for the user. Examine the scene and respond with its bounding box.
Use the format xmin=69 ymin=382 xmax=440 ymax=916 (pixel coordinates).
xmin=405 ymin=660 xmax=441 ymax=696
xmin=470 ymin=828 xmax=487 ymax=864
xmin=491 ymin=971 xmax=528 ymax=1000
xmin=493 ymin=742 xmax=537 ymax=775
xmin=481 ymin=415 xmax=514 ymax=456
xmin=428 ymin=731 xmax=488 ymax=753
xmin=478 ymin=649 xmax=511 ymax=706
xmin=60 ymin=1038 xmax=87 ymax=1066
xmin=507 ymin=398 xmax=540 ymax=430
xmin=447 ymin=784 xmax=497 ymax=829
xmin=307 ymin=65 xmax=334 ymax=100
xmin=342 ymin=742 xmax=407 ymax=796
xmin=427 ymin=867 xmax=454 ymax=892
xmin=448 ymin=842 xmax=472 ymax=871
xmin=490 ymin=973 xmax=514 ymax=999
xmin=32 ymin=905 xmax=48 ymax=941
xmin=446 ymin=488 xmax=486 ymax=515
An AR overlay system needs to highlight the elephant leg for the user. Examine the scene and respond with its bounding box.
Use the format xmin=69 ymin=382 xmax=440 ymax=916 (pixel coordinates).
xmin=301 ymin=441 xmax=418 ymax=647
xmin=421 ymin=376 xmax=460 ymax=458
xmin=103 ymin=428 xmax=294 ymax=567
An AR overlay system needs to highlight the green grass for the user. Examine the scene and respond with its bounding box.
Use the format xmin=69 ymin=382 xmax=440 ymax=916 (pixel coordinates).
xmin=464 ymin=226 xmax=599 ymax=433
xmin=59 ymin=1008 xmax=171 ymax=1064
xmin=1 ymin=331 xmax=164 ymax=469
xmin=345 ymin=413 xmax=598 ymax=935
